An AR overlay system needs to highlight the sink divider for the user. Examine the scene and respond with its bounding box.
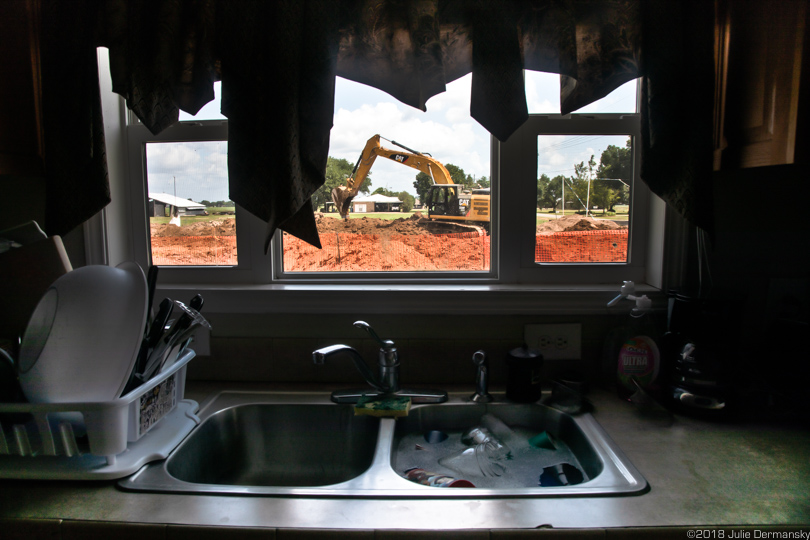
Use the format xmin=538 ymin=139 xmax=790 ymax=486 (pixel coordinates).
xmin=350 ymin=418 xmax=415 ymax=490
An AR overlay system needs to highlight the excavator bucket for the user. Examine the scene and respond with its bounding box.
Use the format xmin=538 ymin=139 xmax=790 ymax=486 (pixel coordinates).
xmin=332 ymin=186 xmax=354 ymax=220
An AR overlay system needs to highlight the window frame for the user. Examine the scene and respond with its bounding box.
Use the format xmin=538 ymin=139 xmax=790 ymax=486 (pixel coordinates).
xmin=126 ymin=112 xmax=660 ymax=289
xmin=95 ymin=47 xmax=678 ymax=315
xmin=269 ymin=134 xmax=502 ymax=284
xmin=125 ymin=119 xmax=273 ymax=285
xmin=498 ymin=113 xmax=651 ymax=286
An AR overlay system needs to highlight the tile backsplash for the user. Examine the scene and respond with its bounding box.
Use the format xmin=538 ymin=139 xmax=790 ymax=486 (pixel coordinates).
xmin=185 ymin=313 xmax=619 ymax=388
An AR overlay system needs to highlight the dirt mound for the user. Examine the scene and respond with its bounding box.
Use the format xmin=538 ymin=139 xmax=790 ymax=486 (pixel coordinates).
xmin=152 ymin=219 xmax=236 ymax=237
xmin=537 ymin=214 xmax=627 ymax=234
xmin=151 ymin=212 xmax=483 ymax=239
xmin=314 ymin=212 xmax=481 ymax=235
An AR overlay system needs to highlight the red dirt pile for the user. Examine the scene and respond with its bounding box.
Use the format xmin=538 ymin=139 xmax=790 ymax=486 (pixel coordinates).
xmin=313 ymin=212 xmax=481 ymax=235
xmin=151 ymin=219 xmax=236 ymax=237
xmin=150 ymin=213 xmax=479 ymax=238
xmin=149 ymin=213 xmax=627 ymax=268
xmin=537 ymin=214 xmax=626 ymax=234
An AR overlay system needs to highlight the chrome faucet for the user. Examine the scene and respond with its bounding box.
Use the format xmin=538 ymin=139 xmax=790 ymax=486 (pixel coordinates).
xmin=470 ymin=350 xmax=493 ymax=403
xmin=312 ymin=321 xmax=447 ymax=404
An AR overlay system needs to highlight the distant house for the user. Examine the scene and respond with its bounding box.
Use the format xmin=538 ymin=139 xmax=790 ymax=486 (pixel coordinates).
xmin=351 ymin=193 xmax=401 ymax=213
xmin=148 ymin=193 xmax=208 ymax=217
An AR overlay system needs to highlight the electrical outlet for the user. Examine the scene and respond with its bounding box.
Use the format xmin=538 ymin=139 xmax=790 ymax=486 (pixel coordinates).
xmin=524 ymin=323 xmax=582 ymax=360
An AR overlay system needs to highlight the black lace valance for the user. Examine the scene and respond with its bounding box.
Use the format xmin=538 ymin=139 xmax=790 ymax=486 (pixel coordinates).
xmin=40 ymin=0 xmax=713 ymax=247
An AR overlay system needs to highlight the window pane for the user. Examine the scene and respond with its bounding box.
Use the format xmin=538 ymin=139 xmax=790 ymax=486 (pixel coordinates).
xmin=282 ymin=75 xmax=491 ymax=273
xmin=536 ymin=135 xmax=631 ymax=263
xmin=526 ymin=72 xmax=638 ymax=114
xmin=145 ymin=141 xmax=236 ymax=266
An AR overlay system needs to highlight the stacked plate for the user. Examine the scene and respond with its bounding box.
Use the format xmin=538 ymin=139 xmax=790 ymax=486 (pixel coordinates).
xmin=17 ymin=262 xmax=148 ymax=403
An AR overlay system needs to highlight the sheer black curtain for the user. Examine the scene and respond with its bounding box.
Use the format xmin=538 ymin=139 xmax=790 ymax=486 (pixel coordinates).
xmin=39 ymin=0 xmax=714 ymax=246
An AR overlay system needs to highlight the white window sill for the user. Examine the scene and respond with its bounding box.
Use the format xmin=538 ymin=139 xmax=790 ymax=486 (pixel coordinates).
xmin=156 ymin=282 xmax=664 ymax=315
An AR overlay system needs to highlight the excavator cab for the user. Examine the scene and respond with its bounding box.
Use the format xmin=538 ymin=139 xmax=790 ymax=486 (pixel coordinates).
xmin=426 ymin=185 xmax=490 ymax=228
xmin=426 ymin=185 xmax=466 ymax=217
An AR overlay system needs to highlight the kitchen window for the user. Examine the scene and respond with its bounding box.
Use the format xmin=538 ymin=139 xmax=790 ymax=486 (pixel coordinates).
xmin=100 ymin=43 xmax=671 ymax=306
xmin=143 ymin=139 xmax=234 ymax=267
xmin=275 ymin=74 xmax=495 ymax=278
xmin=272 ymin=72 xmax=652 ymax=286
xmin=118 ymin=71 xmax=272 ymax=285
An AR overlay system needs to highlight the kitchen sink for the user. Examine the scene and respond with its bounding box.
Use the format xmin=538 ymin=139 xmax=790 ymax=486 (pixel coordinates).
xmin=119 ymin=391 xmax=648 ymax=497
xmin=392 ymin=403 xmax=603 ymax=490
xmin=165 ymin=404 xmax=378 ymax=487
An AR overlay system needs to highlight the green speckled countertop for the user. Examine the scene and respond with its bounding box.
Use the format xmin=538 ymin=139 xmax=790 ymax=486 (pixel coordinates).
xmin=1 ymin=383 xmax=808 ymax=531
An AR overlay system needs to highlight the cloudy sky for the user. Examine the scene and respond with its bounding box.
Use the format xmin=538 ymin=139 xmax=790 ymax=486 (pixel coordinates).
xmin=147 ymin=74 xmax=637 ymax=203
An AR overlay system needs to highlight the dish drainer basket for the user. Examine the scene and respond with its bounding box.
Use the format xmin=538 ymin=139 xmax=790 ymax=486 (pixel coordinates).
xmin=0 ymin=349 xmax=200 ymax=480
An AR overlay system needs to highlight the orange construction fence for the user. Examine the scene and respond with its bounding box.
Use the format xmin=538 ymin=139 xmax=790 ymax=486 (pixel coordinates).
xmin=150 ymin=229 xmax=627 ymax=267
xmin=535 ymin=229 xmax=628 ymax=263
xmin=150 ymin=236 xmax=238 ymax=266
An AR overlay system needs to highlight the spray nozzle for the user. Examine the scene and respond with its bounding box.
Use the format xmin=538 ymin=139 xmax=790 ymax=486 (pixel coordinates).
xmin=607 ymin=281 xmax=652 ymax=310
xmin=607 ymin=281 xmax=636 ymax=307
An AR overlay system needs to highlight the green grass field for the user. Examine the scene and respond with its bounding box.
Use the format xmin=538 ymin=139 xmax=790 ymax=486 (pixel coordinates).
xmin=150 ymin=207 xmax=628 ymax=227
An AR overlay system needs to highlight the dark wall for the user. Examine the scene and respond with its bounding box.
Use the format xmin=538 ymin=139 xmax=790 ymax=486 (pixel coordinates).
xmin=711 ymin=164 xmax=808 ymax=286
xmin=706 ymin=164 xmax=809 ymax=409
xmin=0 ymin=174 xmax=86 ymax=267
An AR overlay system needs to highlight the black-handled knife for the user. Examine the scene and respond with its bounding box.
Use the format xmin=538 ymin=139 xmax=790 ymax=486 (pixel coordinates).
xmin=122 ymin=297 xmax=173 ymax=396
xmin=189 ymin=294 xmax=204 ymax=312
xmin=146 ymin=298 xmax=174 ymax=350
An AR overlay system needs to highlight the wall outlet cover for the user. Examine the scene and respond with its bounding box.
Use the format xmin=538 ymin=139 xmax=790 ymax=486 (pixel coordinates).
xmin=524 ymin=323 xmax=582 ymax=360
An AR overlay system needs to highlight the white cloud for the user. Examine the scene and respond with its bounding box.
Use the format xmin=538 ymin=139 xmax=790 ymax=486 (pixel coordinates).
xmin=525 ymin=71 xmax=561 ymax=114
xmin=146 ymin=141 xmax=229 ymax=202
xmin=537 ymin=135 xmax=630 ymax=180
xmin=330 ymin=75 xmax=491 ymax=195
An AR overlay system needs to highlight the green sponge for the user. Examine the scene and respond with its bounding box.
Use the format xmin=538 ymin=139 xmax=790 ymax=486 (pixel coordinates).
xmin=354 ymin=395 xmax=412 ymax=417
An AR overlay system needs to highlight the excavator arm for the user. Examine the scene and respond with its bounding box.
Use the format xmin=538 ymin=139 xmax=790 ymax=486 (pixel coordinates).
xmin=332 ymin=134 xmax=454 ymax=220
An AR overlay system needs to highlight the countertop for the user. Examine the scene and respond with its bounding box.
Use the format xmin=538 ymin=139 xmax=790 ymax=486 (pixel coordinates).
xmin=1 ymin=383 xmax=809 ymax=532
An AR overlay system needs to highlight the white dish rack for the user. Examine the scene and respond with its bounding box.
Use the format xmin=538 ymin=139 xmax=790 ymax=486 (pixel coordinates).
xmin=0 ymin=349 xmax=200 ymax=480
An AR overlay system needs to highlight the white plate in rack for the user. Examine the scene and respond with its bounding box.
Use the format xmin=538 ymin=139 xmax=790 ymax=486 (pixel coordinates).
xmin=17 ymin=261 xmax=148 ymax=403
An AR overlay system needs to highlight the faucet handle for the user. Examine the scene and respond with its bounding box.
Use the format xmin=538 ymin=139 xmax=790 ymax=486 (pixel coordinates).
xmin=353 ymin=320 xmax=394 ymax=350
xmin=471 ymin=350 xmax=493 ymax=403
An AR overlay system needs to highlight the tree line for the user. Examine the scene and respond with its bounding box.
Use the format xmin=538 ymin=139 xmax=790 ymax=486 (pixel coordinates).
xmin=538 ymin=142 xmax=632 ymax=214
xmin=315 ymin=143 xmax=627 ymax=215
xmin=199 ymin=200 xmax=235 ymax=207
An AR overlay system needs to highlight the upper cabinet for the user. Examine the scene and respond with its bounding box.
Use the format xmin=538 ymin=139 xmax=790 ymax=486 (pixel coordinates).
xmin=714 ymin=0 xmax=809 ymax=170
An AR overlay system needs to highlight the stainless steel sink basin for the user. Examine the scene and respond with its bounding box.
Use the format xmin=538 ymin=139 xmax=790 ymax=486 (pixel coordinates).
xmin=166 ymin=404 xmax=378 ymax=487
xmin=119 ymin=391 xmax=648 ymax=498
xmin=392 ymin=403 xmax=603 ymax=490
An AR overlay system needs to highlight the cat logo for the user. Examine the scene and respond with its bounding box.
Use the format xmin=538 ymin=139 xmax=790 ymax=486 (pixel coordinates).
xmin=389 ymin=153 xmax=409 ymax=163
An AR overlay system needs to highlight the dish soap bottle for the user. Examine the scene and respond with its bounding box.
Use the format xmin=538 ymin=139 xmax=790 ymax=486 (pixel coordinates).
xmin=604 ymin=282 xmax=662 ymax=401
xmin=616 ymin=294 xmax=661 ymax=400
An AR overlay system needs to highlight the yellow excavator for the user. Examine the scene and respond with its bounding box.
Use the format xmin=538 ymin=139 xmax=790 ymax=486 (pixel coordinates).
xmin=332 ymin=134 xmax=490 ymax=227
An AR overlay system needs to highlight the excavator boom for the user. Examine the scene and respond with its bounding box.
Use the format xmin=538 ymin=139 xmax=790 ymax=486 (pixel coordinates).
xmin=331 ymin=134 xmax=489 ymax=229
xmin=331 ymin=134 xmax=454 ymax=220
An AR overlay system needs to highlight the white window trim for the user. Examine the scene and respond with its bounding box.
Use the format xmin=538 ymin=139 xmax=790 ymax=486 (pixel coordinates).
xmin=124 ymin=121 xmax=276 ymax=285
xmin=93 ymin=48 xmax=680 ymax=315
xmin=498 ymin=113 xmax=651 ymax=286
